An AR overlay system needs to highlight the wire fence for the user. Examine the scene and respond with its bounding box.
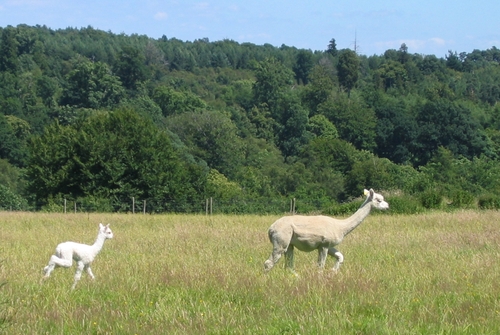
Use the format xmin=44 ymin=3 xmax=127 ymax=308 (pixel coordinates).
xmin=0 ymin=196 xmax=334 ymax=215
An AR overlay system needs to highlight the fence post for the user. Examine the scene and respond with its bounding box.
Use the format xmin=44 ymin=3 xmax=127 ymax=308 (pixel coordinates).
xmin=64 ymin=198 xmax=67 ymax=214
xmin=132 ymin=197 xmax=135 ymax=214
xmin=74 ymin=201 xmax=77 ymax=213
xmin=210 ymin=197 xmax=213 ymax=215
xmin=143 ymin=200 xmax=146 ymax=214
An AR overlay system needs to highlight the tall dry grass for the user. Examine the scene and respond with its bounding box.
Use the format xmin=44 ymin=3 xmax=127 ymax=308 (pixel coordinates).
xmin=1 ymin=210 xmax=500 ymax=334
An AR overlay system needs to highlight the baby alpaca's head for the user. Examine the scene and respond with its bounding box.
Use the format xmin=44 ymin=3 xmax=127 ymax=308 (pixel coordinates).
xmin=99 ymin=223 xmax=113 ymax=239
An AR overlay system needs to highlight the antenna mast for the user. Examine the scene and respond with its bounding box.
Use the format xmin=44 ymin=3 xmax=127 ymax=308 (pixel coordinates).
xmin=354 ymin=30 xmax=358 ymax=54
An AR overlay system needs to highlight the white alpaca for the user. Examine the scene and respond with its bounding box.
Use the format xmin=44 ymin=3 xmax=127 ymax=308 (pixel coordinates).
xmin=264 ymin=189 xmax=389 ymax=273
xmin=42 ymin=223 xmax=113 ymax=289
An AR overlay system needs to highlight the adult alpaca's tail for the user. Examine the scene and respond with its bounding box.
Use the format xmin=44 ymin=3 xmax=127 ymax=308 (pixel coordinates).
xmin=267 ymin=226 xmax=280 ymax=243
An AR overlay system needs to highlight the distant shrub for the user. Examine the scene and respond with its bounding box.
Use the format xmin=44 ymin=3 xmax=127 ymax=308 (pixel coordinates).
xmin=420 ymin=190 xmax=443 ymax=209
xmin=478 ymin=194 xmax=500 ymax=209
xmin=39 ymin=197 xmax=64 ymax=212
xmin=0 ymin=185 xmax=28 ymax=210
xmin=385 ymin=195 xmax=425 ymax=214
xmin=326 ymin=199 xmax=363 ymax=216
xmin=449 ymin=190 xmax=476 ymax=208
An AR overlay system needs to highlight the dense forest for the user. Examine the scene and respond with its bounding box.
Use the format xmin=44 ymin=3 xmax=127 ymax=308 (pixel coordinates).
xmin=2 ymin=24 xmax=500 ymax=213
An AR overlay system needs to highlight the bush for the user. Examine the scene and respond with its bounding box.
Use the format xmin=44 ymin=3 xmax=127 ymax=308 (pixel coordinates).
xmin=326 ymin=199 xmax=363 ymax=216
xmin=0 ymin=184 xmax=28 ymax=210
xmin=478 ymin=194 xmax=500 ymax=209
xmin=39 ymin=195 xmax=65 ymax=212
xmin=385 ymin=194 xmax=425 ymax=214
xmin=449 ymin=190 xmax=476 ymax=208
xmin=420 ymin=190 xmax=443 ymax=209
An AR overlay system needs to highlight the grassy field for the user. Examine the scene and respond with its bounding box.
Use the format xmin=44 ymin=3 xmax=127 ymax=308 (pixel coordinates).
xmin=1 ymin=210 xmax=500 ymax=334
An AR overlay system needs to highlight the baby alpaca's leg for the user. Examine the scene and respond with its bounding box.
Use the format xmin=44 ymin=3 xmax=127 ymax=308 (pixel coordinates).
xmin=43 ymin=254 xmax=72 ymax=277
xmin=72 ymin=261 xmax=85 ymax=289
xmin=85 ymin=264 xmax=95 ymax=280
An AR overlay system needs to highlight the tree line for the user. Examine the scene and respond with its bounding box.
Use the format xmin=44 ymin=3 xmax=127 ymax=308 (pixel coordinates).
xmin=1 ymin=24 xmax=500 ymax=213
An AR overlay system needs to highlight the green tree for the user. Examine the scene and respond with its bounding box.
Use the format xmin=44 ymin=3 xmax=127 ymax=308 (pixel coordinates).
xmin=446 ymin=50 xmax=462 ymax=71
xmin=61 ymin=59 xmax=125 ymax=109
xmin=0 ymin=27 xmax=20 ymax=73
xmin=0 ymin=72 xmax=22 ymax=117
xmin=252 ymin=57 xmax=294 ymax=116
xmin=374 ymin=60 xmax=408 ymax=91
xmin=293 ymin=50 xmax=314 ymax=85
xmin=308 ymin=114 xmax=338 ymax=139
xmin=336 ymin=49 xmax=359 ymax=96
xmin=302 ymin=64 xmax=336 ymax=113
xmin=0 ymin=158 xmax=24 ymax=193
xmin=374 ymin=98 xmax=418 ymax=165
xmin=327 ymin=38 xmax=337 ymax=57
xmin=318 ymin=92 xmax=377 ymax=151
xmin=152 ymin=85 xmax=207 ymax=117
xmin=26 ymin=108 xmax=204 ymax=211
xmin=0 ymin=114 xmax=29 ymax=167
xmin=398 ymin=43 xmax=410 ymax=64
xmin=247 ymin=104 xmax=277 ymax=142
xmin=415 ymin=100 xmax=491 ymax=165
xmin=166 ymin=110 xmax=245 ymax=179
xmin=277 ymin=93 xmax=311 ymax=157
xmin=114 ymin=46 xmax=149 ymax=90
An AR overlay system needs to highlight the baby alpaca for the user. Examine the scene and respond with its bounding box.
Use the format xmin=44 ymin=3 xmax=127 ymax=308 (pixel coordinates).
xmin=42 ymin=223 xmax=113 ymax=289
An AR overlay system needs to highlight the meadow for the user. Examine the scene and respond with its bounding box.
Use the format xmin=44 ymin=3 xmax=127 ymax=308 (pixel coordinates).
xmin=1 ymin=210 xmax=500 ymax=334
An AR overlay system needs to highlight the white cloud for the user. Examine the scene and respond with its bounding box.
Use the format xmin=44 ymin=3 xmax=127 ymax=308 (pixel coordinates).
xmin=399 ymin=40 xmax=426 ymax=51
xmin=154 ymin=12 xmax=168 ymax=20
xmin=429 ymin=37 xmax=446 ymax=46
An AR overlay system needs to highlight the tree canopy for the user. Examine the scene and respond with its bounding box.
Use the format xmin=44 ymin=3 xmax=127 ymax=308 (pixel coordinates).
xmin=1 ymin=24 xmax=500 ymax=212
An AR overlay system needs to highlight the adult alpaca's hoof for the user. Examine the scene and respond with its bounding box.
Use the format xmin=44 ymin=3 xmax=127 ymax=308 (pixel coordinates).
xmin=264 ymin=260 xmax=273 ymax=271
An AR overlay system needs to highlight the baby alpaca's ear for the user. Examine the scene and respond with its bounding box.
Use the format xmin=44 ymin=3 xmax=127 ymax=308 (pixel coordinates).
xmin=99 ymin=223 xmax=104 ymax=229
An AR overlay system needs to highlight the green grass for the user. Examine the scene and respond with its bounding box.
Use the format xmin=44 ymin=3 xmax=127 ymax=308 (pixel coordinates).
xmin=1 ymin=210 xmax=500 ymax=334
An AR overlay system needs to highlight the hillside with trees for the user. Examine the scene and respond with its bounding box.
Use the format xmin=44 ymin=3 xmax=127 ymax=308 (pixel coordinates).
xmin=2 ymin=24 xmax=500 ymax=213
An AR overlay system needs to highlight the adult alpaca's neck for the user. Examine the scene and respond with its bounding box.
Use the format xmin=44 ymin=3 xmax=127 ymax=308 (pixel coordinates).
xmin=339 ymin=197 xmax=373 ymax=237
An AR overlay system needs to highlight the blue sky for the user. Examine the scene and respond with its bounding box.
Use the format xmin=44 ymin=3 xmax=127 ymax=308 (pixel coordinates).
xmin=1 ymin=0 xmax=499 ymax=57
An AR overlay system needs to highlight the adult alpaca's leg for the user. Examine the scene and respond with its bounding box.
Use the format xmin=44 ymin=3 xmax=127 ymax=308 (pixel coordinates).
xmin=317 ymin=247 xmax=328 ymax=268
xmin=328 ymin=247 xmax=344 ymax=271
xmin=264 ymin=224 xmax=293 ymax=272
xmin=285 ymin=245 xmax=295 ymax=270
xmin=264 ymin=247 xmax=284 ymax=271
